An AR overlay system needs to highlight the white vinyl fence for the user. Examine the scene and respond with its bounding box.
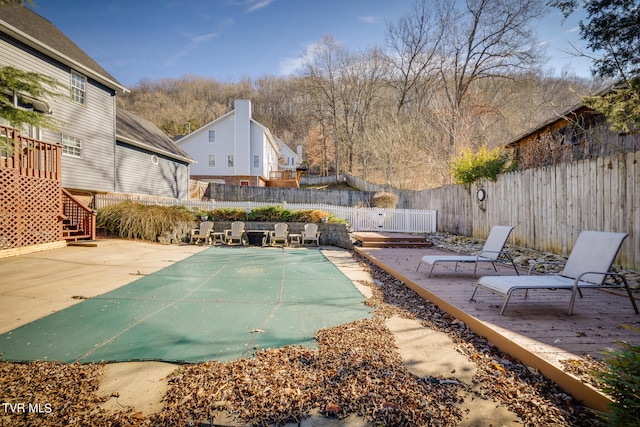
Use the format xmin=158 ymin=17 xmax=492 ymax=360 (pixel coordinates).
xmin=95 ymin=194 xmax=437 ymax=233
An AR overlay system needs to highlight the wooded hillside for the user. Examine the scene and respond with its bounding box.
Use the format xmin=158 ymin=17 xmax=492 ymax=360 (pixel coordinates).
xmin=117 ymin=0 xmax=601 ymax=190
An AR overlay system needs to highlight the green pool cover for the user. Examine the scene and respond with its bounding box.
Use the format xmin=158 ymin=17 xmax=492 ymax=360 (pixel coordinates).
xmin=0 ymin=247 xmax=371 ymax=363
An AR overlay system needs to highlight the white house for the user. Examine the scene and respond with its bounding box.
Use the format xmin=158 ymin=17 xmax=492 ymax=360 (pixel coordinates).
xmin=274 ymin=136 xmax=303 ymax=171
xmin=177 ymin=99 xmax=299 ymax=187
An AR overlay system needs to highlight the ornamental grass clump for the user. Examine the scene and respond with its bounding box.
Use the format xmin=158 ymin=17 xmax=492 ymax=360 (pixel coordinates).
xmin=372 ymin=191 xmax=398 ymax=208
xmin=97 ymin=201 xmax=197 ymax=241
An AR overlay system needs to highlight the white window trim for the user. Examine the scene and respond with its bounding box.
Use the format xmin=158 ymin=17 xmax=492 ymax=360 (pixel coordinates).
xmin=208 ymin=130 xmax=215 ymax=143
xmin=70 ymin=70 xmax=86 ymax=105
xmin=61 ymin=134 xmax=82 ymax=158
xmin=208 ymin=154 xmax=216 ymax=168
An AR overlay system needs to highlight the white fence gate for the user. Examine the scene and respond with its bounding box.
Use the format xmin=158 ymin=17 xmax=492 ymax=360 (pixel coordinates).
xmin=95 ymin=195 xmax=437 ymax=233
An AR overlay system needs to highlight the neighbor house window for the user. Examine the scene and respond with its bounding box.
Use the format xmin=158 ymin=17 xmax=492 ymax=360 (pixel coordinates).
xmin=61 ymin=134 xmax=82 ymax=157
xmin=228 ymin=155 xmax=234 ymax=167
xmin=208 ymin=130 xmax=215 ymax=143
xmin=70 ymin=71 xmax=86 ymax=104
xmin=253 ymin=155 xmax=260 ymax=168
xmin=208 ymin=154 xmax=216 ymax=167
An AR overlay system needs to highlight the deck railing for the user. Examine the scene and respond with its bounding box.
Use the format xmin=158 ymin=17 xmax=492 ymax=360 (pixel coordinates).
xmin=269 ymin=170 xmax=297 ymax=180
xmin=0 ymin=124 xmax=61 ymax=180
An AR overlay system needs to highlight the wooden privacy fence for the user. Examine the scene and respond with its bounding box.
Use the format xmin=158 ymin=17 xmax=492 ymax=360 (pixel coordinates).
xmin=96 ymin=149 xmax=640 ymax=269
xmin=94 ymin=195 xmax=437 ymax=233
xmin=386 ymin=151 xmax=638 ymax=270
xmin=470 ymin=151 xmax=640 ymax=270
xmin=206 ymin=183 xmax=374 ymax=207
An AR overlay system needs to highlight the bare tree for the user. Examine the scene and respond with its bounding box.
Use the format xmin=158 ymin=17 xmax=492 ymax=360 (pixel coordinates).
xmin=436 ymin=0 xmax=548 ymax=146
xmin=299 ymin=35 xmax=345 ymax=179
xmin=382 ymin=0 xmax=444 ymax=113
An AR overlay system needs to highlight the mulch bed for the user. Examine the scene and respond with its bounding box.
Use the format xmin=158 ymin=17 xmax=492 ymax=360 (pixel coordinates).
xmin=0 ymin=253 xmax=605 ymax=426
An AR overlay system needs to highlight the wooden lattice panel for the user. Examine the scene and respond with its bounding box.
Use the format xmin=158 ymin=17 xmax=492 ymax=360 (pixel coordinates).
xmin=0 ymin=166 xmax=61 ymax=249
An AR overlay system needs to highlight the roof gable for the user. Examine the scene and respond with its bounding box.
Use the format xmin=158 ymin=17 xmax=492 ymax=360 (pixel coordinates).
xmin=504 ymin=86 xmax=614 ymax=149
xmin=0 ymin=4 xmax=127 ymax=94
xmin=175 ymin=110 xmax=234 ymax=143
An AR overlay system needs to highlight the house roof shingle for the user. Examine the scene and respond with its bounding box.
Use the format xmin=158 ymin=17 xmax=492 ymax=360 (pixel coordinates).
xmin=116 ymin=109 xmax=194 ymax=164
xmin=0 ymin=4 xmax=127 ymax=94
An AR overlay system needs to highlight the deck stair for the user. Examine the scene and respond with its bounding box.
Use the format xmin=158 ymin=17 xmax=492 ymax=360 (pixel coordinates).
xmin=355 ymin=232 xmax=433 ymax=248
xmin=62 ymin=219 xmax=91 ymax=241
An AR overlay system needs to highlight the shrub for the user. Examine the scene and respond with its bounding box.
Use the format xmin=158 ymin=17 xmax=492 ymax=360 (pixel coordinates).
xmin=450 ymin=146 xmax=511 ymax=185
xmin=97 ymin=201 xmax=197 ymax=241
xmin=200 ymin=206 xmax=344 ymax=223
xmin=247 ymin=206 xmax=295 ymax=222
xmin=372 ymin=191 xmax=398 ymax=208
xmin=295 ymin=209 xmax=336 ymax=223
xmin=207 ymin=208 xmax=247 ymax=222
xmin=596 ymin=341 xmax=640 ymax=426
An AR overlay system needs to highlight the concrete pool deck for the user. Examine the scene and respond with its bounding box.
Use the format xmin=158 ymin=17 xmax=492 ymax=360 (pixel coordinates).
xmin=0 ymin=240 xmax=522 ymax=425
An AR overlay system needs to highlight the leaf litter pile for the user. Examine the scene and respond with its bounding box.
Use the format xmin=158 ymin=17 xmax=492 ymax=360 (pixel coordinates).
xmin=0 ymin=253 xmax=604 ymax=426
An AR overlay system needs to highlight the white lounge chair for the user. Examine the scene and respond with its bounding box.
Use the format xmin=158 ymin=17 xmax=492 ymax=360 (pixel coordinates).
xmin=301 ymin=223 xmax=320 ymax=246
xmin=191 ymin=221 xmax=214 ymax=245
xmin=270 ymin=223 xmax=289 ymax=246
xmin=471 ymin=231 xmax=639 ymax=315
xmin=224 ymin=221 xmax=247 ymax=246
xmin=416 ymin=225 xmax=518 ymax=277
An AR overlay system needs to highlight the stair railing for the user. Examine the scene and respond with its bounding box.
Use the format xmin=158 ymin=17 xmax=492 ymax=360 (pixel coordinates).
xmin=61 ymin=189 xmax=96 ymax=240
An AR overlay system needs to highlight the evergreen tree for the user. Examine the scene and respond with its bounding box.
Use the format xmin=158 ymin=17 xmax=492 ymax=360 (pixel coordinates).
xmin=0 ymin=66 xmax=64 ymax=150
xmin=549 ymin=0 xmax=640 ymax=132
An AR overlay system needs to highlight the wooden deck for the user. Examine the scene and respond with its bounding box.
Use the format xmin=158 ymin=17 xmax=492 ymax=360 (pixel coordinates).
xmin=355 ymin=245 xmax=640 ymax=411
xmin=354 ymin=231 xmax=433 ymax=248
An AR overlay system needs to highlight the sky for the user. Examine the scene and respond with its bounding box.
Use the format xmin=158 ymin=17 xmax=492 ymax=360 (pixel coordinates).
xmin=27 ymin=0 xmax=593 ymax=88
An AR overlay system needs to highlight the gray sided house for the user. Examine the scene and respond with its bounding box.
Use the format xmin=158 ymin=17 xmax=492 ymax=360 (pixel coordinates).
xmin=116 ymin=109 xmax=194 ymax=198
xmin=0 ymin=4 xmax=125 ymax=198
xmin=1 ymin=5 xmax=190 ymax=203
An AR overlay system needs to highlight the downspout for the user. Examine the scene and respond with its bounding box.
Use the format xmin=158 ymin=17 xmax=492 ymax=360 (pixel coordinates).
xmin=112 ymin=93 xmax=117 ymax=195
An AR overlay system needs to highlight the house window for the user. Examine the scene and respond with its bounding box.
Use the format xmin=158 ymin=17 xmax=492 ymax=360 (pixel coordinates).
xmin=253 ymin=155 xmax=260 ymax=168
xmin=208 ymin=154 xmax=216 ymax=167
xmin=61 ymin=134 xmax=82 ymax=157
xmin=228 ymin=155 xmax=234 ymax=167
xmin=240 ymin=180 xmax=249 ymax=186
xmin=70 ymin=71 xmax=86 ymax=104
xmin=208 ymin=130 xmax=215 ymax=143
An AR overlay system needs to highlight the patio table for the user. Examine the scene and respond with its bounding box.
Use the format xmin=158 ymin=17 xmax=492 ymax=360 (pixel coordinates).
xmin=246 ymin=230 xmax=268 ymax=246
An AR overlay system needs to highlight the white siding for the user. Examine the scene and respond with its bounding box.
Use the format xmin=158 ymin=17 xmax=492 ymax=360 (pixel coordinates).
xmin=180 ymin=117 xmax=236 ymax=176
xmin=234 ymin=100 xmax=251 ymax=175
xmin=177 ymin=100 xmax=283 ymax=181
